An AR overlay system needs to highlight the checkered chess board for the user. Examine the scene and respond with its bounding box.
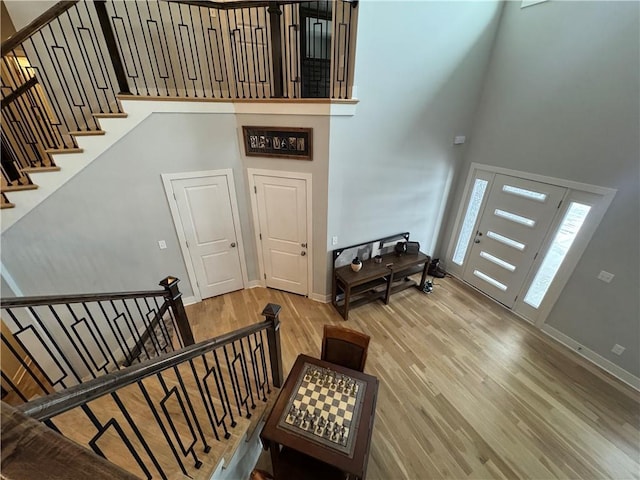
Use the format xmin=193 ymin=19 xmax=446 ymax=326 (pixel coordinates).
xmin=278 ymin=363 xmax=366 ymax=456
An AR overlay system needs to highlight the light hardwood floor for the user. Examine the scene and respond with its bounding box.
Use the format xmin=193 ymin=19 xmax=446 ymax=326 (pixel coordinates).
xmin=185 ymin=276 xmax=640 ymax=480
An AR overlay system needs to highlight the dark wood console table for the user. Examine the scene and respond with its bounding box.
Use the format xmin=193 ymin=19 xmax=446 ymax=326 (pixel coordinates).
xmin=332 ymin=251 xmax=430 ymax=320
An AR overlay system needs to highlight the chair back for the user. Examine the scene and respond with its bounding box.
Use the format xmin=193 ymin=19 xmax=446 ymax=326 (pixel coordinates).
xmin=321 ymin=325 xmax=370 ymax=372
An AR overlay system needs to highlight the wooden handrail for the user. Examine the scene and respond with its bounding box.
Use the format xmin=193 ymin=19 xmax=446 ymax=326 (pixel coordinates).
xmin=18 ymin=317 xmax=278 ymax=421
xmin=164 ymin=0 xmax=305 ymax=11
xmin=2 ymin=402 xmax=140 ymax=480
xmin=1 ymin=1 xmax=79 ymax=57
xmin=0 ymin=289 xmax=169 ymax=308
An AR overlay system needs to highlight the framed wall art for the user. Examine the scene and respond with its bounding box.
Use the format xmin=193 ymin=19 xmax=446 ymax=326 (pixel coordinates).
xmin=242 ymin=126 xmax=313 ymax=160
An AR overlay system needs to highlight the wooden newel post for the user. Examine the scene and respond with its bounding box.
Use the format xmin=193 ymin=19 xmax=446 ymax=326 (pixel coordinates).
xmin=267 ymin=2 xmax=284 ymax=98
xmin=159 ymin=276 xmax=195 ymax=347
xmin=93 ymin=0 xmax=132 ymax=95
xmin=263 ymin=303 xmax=283 ymax=388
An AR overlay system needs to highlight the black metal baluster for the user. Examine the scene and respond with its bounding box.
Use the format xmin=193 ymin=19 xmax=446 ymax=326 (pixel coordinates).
xmin=44 ymin=418 xmax=62 ymax=434
xmin=150 ymin=296 xmax=173 ymax=354
xmin=121 ymin=1 xmax=150 ymax=96
xmin=138 ymin=379 xmax=190 ymax=476
xmin=132 ymin=297 xmax=162 ymax=358
xmin=47 ymin=305 xmax=100 ymax=379
xmin=226 ymin=9 xmax=243 ymax=98
xmin=23 ymin=86 xmax=59 ymax=152
xmin=344 ymin=1 xmax=352 ymax=99
xmin=53 ymin=17 xmax=95 ymax=130
xmin=3 ymin=307 xmax=75 ymax=387
xmin=120 ymin=298 xmax=160 ymax=358
xmin=260 ymin=330 xmax=271 ymax=394
xmin=110 ymin=390 xmax=169 ymax=479
xmin=171 ymin=365 xmax=211 ymax=453
xmin=79 ymin=302 xmax=124 ymax=373
xmin=25 ymin=35 xmax=79 ymax=137
xmin=64 ymin=303 xmax=111 ymax=375
xmin=167 ymin=2 xmax=188 ymax=97
xmin=236 ymin=338 xmax=257 ymax=410
xmin=197 ymin=6 xmax=216 ymax=98
xmin=64 ymin=8 xmax=103 ymax=117
xmin=133 ymin=1 xmax=160 ymax=97
xmin=211 ymin=348 xmax=237 ymax=427
xmin=156 ymin=372 xmax=203 ymax=468
xmin=107 ymin=1 xmax=139 ymax=95
xmin=187 ymin=357 xmax=221 ymax=441
xmin=214 ymin=7 xmax=232 ymax=98
xmin=154 ymin=0 xmax=178 ymax=96
xmin=96 ymin=300 xmax=136 ymax=365
xmin=2 ymin=56 xmax=57 ymax=160
xmin=186 ymin=5 xmax=206 ymax=97
xmin=80 ymin=404 xmax=153 ymax=479
xmin=81 ymin=1 xmax=120 ymax=112
xmin=93 ymin=0 xmax=132 ymax=96
xmin=12 ymin=306 xmax=82 ymax=384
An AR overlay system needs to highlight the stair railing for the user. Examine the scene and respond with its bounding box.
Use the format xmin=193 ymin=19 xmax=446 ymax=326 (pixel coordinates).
xmin=1 ymin=0 xmax=358 ymax=206
xmin=0 ymin=275 xmax=194 ymax=404
xmin=15 ymin=304 xmax=283 ymax=479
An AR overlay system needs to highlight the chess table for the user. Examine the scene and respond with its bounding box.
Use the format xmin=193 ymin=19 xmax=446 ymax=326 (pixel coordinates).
xmin=261 ymin=354 xmax=379 ymax=480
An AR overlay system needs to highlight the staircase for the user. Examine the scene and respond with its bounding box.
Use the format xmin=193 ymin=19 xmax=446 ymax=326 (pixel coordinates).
xmin=1 ymin=278 xmax=284 ymax=479
xmin=1 ymin=0 xmax=358 ymax=227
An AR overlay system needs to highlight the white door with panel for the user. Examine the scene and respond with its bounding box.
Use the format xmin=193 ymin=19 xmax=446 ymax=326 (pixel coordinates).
xmin=253 ymin=175 xmax=309 ymax=296
xmin=462 ymin=175 xmax=566 ymax=307
xmin=172 ymin=175 xmax=244 ymax=299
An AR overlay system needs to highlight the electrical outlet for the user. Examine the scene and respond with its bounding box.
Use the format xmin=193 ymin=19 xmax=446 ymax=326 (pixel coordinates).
xmin=611 ymin=344 xmax=625 ymax=355
xmin=597 ymin=270 xmax=614 ymax=283
xmin=453 ymin=135 xmax=466 ymax=145
xmin=158 ymin=240 xmax=167 ymax=250
xmin=332 ymin=236 xmax=338 ymax=246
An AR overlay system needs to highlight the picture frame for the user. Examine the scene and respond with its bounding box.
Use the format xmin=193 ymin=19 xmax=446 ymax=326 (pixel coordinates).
xmin=242 ymin=126 xmax=313 ymax=161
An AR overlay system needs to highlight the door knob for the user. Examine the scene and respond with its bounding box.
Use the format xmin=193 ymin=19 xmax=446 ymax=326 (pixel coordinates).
xmin=230 ymin=242 xmax=236 ymax=248
xmin=301 ymin=251 xmax=306 ymax=256
xmin=301 ymin=242 xmax=307 ymax=248
xmin=474 ymin=239 xmax=481 ymax=244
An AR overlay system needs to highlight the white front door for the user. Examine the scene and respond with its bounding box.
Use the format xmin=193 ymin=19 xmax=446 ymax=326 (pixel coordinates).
xmin=252 ymin=174 xmax=309 ymax=296
xmin=172 ymin=175 xmax=244 ymax=299
xmin=462 ymin=175 xmax=566 ymax=307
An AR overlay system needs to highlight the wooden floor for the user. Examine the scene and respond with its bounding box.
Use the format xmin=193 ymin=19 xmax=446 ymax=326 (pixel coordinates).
xmin=186 ymin=276 xmax=640 ymax=480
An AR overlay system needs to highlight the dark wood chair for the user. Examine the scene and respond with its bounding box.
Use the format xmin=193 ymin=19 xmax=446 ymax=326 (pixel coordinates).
xmin=321 ymin=325 xmax=370 ymax=372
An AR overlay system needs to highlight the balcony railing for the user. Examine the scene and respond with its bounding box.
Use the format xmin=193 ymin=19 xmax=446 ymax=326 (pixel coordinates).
xmin=0 ymin=0 xmax=358 ymax=205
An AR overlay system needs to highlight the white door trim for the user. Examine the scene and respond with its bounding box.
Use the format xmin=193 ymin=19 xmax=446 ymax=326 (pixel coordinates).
xmin=161 ymin=169 xmax=249 ymax=303
xmin=446 ymin=163 xmax=616 ymax=326
xmin=247 ymin=168 xmax=313 ymax=297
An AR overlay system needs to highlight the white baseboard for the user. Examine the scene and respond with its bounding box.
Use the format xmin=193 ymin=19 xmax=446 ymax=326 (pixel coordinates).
xmin=309 ymin=292 xmax=331 ymax=303
xmin=182 ymin=295 xmax=198 ymax=306
xmin=541 ymin=325 xmax=640 ymax=392
xmin=247 ymin=280 xmax=265 ymax=289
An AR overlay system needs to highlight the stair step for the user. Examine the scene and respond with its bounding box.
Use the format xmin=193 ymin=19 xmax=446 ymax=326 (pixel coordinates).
xmin=67 ymin=130 xmax=106 ymax=136
xmin=2 ymin=184 xmax=38 ymax=193
xmin=21 ymin=166 xmax=61 ymax=173
xmin=44 ymin=147 xmax=84 ymax=155
xmin=1 ymin=201 xmax=15 ymax=209
xmin=92 ymin=112 xmax=128 ymax=118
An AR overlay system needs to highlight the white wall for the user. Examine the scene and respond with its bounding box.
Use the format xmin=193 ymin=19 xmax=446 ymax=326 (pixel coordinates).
xmin=443 ymin=1 xmax=640 ymax=377
xmin=328 ymin=1 xmax=504 ymax=272
xmin=1 ymin=113 xmax=242 ymax=297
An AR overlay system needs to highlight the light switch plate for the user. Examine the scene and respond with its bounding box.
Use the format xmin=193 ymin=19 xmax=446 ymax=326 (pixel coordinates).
xmin=158 ymin=240 xmax=167 ymax=250
xmin=611 ymin=344 xmax=625 ymax=355
xmin=453 ymin=135 xmax=466 ymax=145
xmin=332 ymin=236 xmax=338 ymax=246
xmin=597 ymin=270 xmax=614 ymax=283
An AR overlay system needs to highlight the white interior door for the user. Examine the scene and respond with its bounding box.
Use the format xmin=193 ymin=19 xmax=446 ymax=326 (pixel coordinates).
xmin=253 ymin=174 xmax=309 ymax=295
xmin=172 ymin=175 xmax=244 ymax=299
xmin=462 ymin=175 xmax=566 ymax=307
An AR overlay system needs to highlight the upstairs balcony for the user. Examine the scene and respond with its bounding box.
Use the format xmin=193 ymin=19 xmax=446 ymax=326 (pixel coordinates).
xmin=1 ymin=0 xmax=358 ymax=207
